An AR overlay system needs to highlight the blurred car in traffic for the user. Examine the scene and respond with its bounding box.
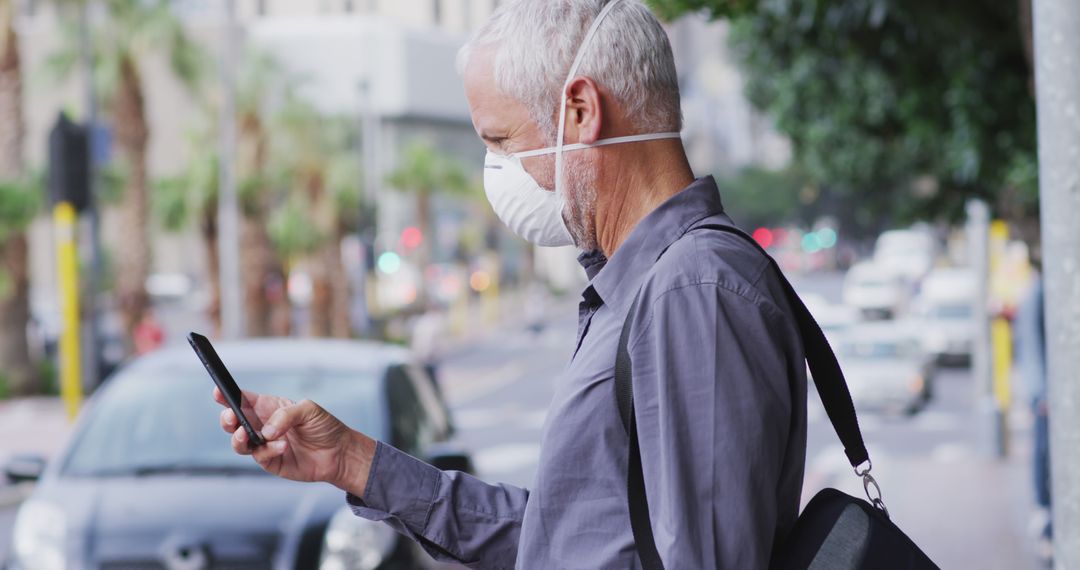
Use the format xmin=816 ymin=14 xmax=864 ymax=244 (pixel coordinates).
xmin=873 ymin=228 xmax=937 ymax=283
xmin=836 ymin=322 xmax=936 ymax=414
xmin=801 ymin=294 xmax=860 ymax=346
xmin=841 ymin=262 xmax=909 ymax=320
xmin=28 ymin=299 xmax=127 ymax=381
xmin=4 ymin=339 xmax=471 ymax=570
xmin=914 ymin=268 xmax=976 ymax=366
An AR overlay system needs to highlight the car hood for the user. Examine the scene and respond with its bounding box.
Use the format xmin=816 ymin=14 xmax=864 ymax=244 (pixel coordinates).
xmin=29 ymin=473 xmax=342 ymax=567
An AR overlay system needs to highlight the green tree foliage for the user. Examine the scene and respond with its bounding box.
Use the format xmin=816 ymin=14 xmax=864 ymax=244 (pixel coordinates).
xmin=0 ymin=174 xmax=40 ymax=297
xmin=649 ymin=0 xmax=1037 ymax=233
xmin=717 ymin=165 xmax=808 ymax=230
xmin=269 ymin=94 xmax=365 ymax=337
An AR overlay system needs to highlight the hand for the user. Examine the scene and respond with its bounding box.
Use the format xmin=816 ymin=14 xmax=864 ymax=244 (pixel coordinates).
xmin=213 ymin=387 xmax=377 ymax=497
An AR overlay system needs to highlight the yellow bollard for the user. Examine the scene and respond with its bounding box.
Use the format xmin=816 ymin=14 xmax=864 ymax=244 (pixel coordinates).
xmin=54 ymin=202 xmax=83 ymax=421
xmin=991 ymin=317 xmax=1012 ymax=411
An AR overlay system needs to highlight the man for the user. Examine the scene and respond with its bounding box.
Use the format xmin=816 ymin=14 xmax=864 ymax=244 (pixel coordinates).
xmin=215 ymin=1 xmax=808 ymax=567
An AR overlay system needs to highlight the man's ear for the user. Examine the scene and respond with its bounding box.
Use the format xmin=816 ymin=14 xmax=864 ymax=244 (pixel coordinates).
xmin=562 ymin=76 xmax=603 ymax=145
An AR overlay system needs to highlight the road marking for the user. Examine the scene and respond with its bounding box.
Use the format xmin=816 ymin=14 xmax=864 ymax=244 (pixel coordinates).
xmin=930 ymin=442 xmax=974 ymax=463
xmin=911 ymin=411 xmax=960 ymax=432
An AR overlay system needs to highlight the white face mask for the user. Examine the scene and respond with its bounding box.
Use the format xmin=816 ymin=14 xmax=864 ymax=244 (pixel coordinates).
xmin=482 ymin=0 xmax=681 ymax=248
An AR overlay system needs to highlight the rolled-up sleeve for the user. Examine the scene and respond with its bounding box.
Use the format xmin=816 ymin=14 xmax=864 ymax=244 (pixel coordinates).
xmin=629 ymin=282 xmax=798 ymax=568
xmin=346 ymin=441 xmax=529 ymax=569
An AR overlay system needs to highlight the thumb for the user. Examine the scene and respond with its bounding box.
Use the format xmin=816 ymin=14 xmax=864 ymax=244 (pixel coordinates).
xmin=261 ymin=399 xmax=318 ymax=441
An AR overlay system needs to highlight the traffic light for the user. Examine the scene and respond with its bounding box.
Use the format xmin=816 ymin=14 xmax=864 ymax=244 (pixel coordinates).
xmin=752 ymin=227 xmax=775 ymax=249
xmin=47 ymin=112 xmax=91 ymax=212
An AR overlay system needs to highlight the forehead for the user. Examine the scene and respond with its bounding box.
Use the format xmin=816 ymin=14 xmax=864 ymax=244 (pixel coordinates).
xmin=462 ymin=48 xmax=535 ymax=140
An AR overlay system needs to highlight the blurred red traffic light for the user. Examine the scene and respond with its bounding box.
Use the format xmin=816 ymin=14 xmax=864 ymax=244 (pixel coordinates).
xmin=753 ymin=227 xmax=775 ymax=249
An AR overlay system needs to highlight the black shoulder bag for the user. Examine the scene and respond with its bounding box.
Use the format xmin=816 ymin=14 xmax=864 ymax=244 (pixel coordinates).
xmin=615 ymin=222 xmax=938 ymax=569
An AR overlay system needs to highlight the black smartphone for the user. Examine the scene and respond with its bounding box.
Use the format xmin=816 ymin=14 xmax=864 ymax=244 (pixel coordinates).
xmin=187 ymin=332 xmax=266 ymax=447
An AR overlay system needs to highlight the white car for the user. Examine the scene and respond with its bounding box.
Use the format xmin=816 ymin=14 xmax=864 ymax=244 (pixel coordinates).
xmin=914 ymin=268 xmax=976 ymax=365
xmin=836 ymin=323 xmax=935 ymax=414
xmin=801 ymin=294 xmax=860 ymax=346
xmin=842 ymin=262 xmax=908 ymax=320
xmin=873 ymin=229 xmax=937 ymax=282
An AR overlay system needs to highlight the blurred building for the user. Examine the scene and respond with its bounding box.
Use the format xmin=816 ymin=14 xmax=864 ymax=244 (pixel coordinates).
xmin=13 ymin=0 xmax=790 ymax=313
xmin=667 ymin=13 xmax=792 ymax=176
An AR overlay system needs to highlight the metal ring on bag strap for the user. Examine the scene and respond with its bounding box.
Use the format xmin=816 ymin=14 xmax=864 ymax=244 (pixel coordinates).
xmin=854 ymin=459 xmax=890 ymax=518
xmin=862 ymin=471 xmax=890 ymax=519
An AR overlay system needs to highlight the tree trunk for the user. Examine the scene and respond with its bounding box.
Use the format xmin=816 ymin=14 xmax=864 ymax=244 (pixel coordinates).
xmin=238 ymin=114 xmax=290 ymax=337
xmin=112 ymin=55 xmax=151 ymax=345
xmin=416 ymin=191 xmax=432 ymax=307
xmin=309 ymin=236 xmax=350 ymax=339
xmin=329 ymin=229 xmax=350 ymax=338
xmin=303 ymin=168 xmax=352 ymax=339
xmin=0 ymin=234 xmax=35 ymax=395
xmin=241 ymin=215 xmax=290 ymax=336
xmin=0 ymin=0 xmax=35 ymax=394
xmin=200 ymin=207 xmax=221 ymax=335
xmin=305 ymin=174 xmax=332 ymax=338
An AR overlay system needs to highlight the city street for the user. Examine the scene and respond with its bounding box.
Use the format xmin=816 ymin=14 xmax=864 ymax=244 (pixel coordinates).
xmin=439 ymin=272 xmax=1039 ymax=569
xmin=0 ymin=274 xmax=1040 ymax=568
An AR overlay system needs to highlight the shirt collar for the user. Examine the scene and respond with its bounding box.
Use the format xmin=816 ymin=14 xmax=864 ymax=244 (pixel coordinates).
xmin=585 ymin=175 xmax=726 ymax=313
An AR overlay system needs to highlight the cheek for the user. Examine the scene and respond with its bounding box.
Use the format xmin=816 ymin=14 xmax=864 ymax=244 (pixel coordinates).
xmin=521 ymin=155 xmax=556 ymax=191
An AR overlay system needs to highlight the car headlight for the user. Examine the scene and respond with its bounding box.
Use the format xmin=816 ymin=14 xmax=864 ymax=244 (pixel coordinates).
xmin=319 ymin=506 xmax=397 ymax=570
xmin=909 ymin=374 xmax=925 ymax=394
xmin=12 ymin=500 xmax=66 ymax=570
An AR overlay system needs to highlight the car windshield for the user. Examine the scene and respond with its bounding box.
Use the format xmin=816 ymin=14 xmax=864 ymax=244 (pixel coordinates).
xmin=841 ymin=339 xmax=919 ymax=360
xmin=63 ymin=366 xmax=384 ymax=477
xmin=929 ymin=303 xmax=972 ymax=320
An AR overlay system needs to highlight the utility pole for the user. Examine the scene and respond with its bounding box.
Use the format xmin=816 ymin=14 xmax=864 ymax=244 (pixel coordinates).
xmin=1033 ymin=0 xmax=1080 ymax=564
xmin=218 ymin=0 xmax=243 ymax=339
xmin=77 ymin=0 xmax=103 ymax=391
xmin=966 ymin=199 xmax=999 ymax=457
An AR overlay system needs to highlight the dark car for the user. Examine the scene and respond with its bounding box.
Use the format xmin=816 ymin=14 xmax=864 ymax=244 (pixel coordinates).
xmin=4 ymin=339 xmax=471 ymax=570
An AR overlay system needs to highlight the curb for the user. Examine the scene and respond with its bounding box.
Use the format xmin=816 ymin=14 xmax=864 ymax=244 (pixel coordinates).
xmin=0 ymin=483 xmax=32 ymax=509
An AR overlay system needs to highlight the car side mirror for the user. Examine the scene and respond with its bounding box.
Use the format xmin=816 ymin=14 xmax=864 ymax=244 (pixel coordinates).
xmin=427 ymin=446 xmax=475 ymax=474
xmin=4 ymin=454 xmax=46 ymax=484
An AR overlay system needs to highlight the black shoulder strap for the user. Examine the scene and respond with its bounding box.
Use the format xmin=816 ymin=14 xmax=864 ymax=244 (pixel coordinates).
xmin=615 ymin=222 xmax=870 ymax=570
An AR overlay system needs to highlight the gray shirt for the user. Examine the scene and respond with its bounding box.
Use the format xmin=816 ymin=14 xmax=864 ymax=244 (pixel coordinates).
xmin=348 ymin=176 xmax=808 ymax=569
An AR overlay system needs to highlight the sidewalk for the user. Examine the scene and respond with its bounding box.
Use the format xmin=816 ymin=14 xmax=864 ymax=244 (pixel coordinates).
xmin=0 ymin=397 xmax=74 ymax=507
xmin=807 ymin=407 xmax=1040 ymax=569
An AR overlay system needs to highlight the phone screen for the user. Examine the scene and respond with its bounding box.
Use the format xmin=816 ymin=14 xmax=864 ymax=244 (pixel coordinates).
xmin=188 ymin=332 xmax=266 ymax=446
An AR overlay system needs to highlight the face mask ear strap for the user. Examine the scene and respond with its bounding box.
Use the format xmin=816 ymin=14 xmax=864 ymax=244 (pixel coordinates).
xmin=555 ymin=0 xmax=626 ymax=199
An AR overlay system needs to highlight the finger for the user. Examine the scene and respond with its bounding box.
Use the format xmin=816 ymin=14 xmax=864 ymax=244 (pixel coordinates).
xmin=212 ymin=387 xmax=226 ymax=406
xmin=238 ymin=389 xmax=260 ymax=409
xmin=220 ymin=408 xmax=238 ymax=433
xmin=252 ymin=440 xmax=288 ymax=466
xmin=262 ymin=399 xmax=318 ymax=441
xmin=231 ymin=426 xmax=254 ymax=455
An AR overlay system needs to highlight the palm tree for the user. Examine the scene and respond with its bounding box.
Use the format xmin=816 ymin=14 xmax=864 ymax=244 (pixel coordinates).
xmin=386 ymin=142 xmax=474 ymax=305
xmin=48 ymin=0 xmax=204 ymax=343
xmin=154 ymin=118 xmax=222 ymax=333
xmin=0 ymin=0 xmax=40 ymax=396
xmin=270 ymin=95 xmax=362 ymax=338
xmin=236 ymin=52 xmax=290 ymax=337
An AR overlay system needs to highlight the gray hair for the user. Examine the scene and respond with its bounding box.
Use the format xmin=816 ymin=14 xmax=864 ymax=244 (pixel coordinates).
xmin=457 ymin=0 xmax=682 ymax=141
